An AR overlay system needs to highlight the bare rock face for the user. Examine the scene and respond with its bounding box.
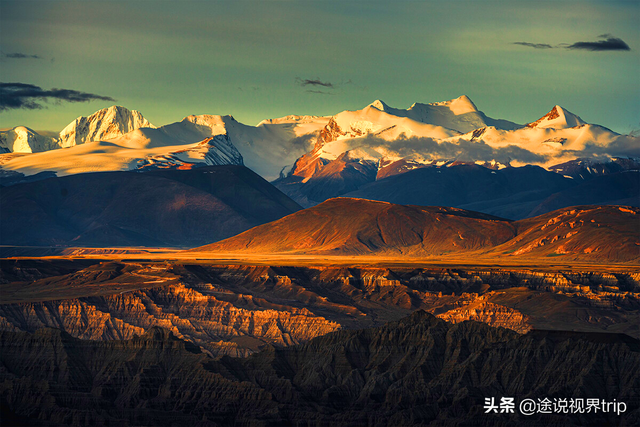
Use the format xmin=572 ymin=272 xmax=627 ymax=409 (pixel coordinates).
xmin=0 ymin=312 xmax=638 ymax=426
xmin=436 ymin=293 xmax=531 ymax=333
xmin=0 ymin=281 xmax=340 ymax=357
xmin=1 ymin=260 xmax=639 ymax=357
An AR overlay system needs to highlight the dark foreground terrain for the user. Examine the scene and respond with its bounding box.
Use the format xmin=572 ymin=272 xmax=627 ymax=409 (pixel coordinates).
xmin=1 ymin=256 xmax=638 ymax=426
xmin=1 ymin=311 xmax=638 ymax=426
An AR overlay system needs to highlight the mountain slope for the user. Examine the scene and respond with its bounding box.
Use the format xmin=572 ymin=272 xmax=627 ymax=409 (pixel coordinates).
xmin=341 ymin=163 xmax=574 ymax=219
xmin=196 ymin=198 xmax=639 ymax=262
xmin=196 ymin=198 xmax=518 ymax=255
xmin=275 ymin=102 xmax=635 ymax=209
xmin=0 ymin=165 xmax=301 ymax=247
xmin=342 ymin=165 xmax=639 ymax=220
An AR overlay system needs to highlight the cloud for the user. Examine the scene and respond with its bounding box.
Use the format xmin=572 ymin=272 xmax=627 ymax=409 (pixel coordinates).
xmin=305 ymin=89 xmax=334 ymax=95
xmin=288 ymin=132 xmax=318 ymax=151
xmin=513 ymin=35 xmax=630 ymax=52
xmin=564 ymin=135 xmax=640 ymax=158
xmin=0 ymin=82 xmax=115 ymax=111
xmin=1 ymin=52 xmax=41 ymax=59
xmin=296 ymin=77 xmax=334 ymax=89
xmin=513 ymin=42 xmax=553 ymax=49
xmin=567 ymin=36 xmax=630 ymax=51
xmin=354 ymin=135 xmax=548 ymax=164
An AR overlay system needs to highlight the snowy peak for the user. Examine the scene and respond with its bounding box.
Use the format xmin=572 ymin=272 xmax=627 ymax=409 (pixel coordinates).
xmin=183 ymin=114 xmax=230 ymax=126
xmin=368 ymin=99 xmax=390 ymax=111
xmin=527 ymin=105 xmax=586 ymax=129
xmin=181 ymin=114 xmax=229 ymax=130
xmin=424 ymin=95 xmax=479 ymax=115
xmin=404 ymin=95 xmax=517 ymax=133
xmin=0 ymin=126 xmax=57 ymax=153
xmin=258 ymin=115 xmax=324 ymax=125
xmin=58 ymin=105 xmax=155 ymax=148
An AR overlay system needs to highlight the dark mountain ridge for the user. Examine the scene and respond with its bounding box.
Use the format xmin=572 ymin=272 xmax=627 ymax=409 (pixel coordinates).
xmin=0 ymin=165 xmax=301 ymax=247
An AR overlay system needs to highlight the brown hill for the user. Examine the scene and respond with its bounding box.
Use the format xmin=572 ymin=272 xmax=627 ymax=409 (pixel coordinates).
xmin=196 ymin=198 xmax=517 ymax=255
xmin=195 ymin=198 xmax=639 ymax=263
xmin=498 ymin=205 xmax=640 ymax=262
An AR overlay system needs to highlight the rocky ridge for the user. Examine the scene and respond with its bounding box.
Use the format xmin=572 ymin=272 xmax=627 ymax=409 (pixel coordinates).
xmin=1 ymin=261 xmax=638 ymax=357
xmin=0 ymin=311 xmax=638 ymax=426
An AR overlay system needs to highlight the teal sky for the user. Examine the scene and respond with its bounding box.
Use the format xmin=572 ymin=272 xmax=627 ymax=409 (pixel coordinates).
xmin=1 ymin=0 xmax=638 ymax=133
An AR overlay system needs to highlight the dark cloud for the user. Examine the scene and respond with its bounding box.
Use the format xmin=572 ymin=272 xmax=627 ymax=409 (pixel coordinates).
xmin=513 ymin=35 xmax=630 ymax=52
xmin=296 ymin=77 xmax=334 ymax=89
xmin=567 ymin=36 xmax=630 ymax=51
xmin=0 ymin=82 xmax=115 ymax=111
xmin=1 ymin=52 xmax=41 ymax=59
xmin=513 ymin=42 xmax=553 ymax=49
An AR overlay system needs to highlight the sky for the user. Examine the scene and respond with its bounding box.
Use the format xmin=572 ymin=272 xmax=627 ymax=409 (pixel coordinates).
xmin=1 ymin=0 xmax=638 ymax=134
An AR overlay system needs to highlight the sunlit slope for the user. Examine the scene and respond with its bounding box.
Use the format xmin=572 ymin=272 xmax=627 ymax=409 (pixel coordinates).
xmin=196 ymin=198 xmax=639 ymax=262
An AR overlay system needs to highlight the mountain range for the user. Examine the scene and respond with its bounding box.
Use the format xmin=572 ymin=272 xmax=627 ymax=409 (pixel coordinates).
xmin=1 ymin=96 xmax=638 ymax=249
xmin=1 ymin=97 xmax=637 ymax=181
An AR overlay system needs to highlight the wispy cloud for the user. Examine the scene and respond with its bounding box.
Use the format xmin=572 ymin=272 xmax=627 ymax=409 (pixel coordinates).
xmin=513 ymin=34 xmax=631 ymax=52
xmin=305 ymin=89 xmax=334 ymax=95
xmin=513 ymin=42 xmax=553 ymax=49
xmin=1 ymin=52 xmax=42 ymax=59
xmin=295 ymin=77 xmax=334 ymax=89
xmin=0 ymin=82 xmax=115 ymax=111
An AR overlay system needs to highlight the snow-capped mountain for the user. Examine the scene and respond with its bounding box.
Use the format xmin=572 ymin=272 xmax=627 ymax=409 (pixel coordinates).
xmin=272 ymin=100 xmax=637 ymax=209
xmin=0 ymin=106 xmax=154 ymax=154
xmin=1 ymin=114 xmax=243 ymax=176
xmin=292 ymin=102 xmax=628 ymax=182
xmin=448 ymin=106 xmax=620 ymax=160
xmin=525 ymin=105 xmax=586 ymax=129
xmin=0 ymin=126 xmax=58 ymax=153
xmin=0 ymin=107 xmax=326 ymax=179
xmin=1 ymin=97 xmax=637 ymax=184
xmin=58 ymin=105 xmax=155 ymax=148
xmin=277 ymin=96 xmax=517 ymax=181
xmin=365 ymin=95 xmax=521 ymax=133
